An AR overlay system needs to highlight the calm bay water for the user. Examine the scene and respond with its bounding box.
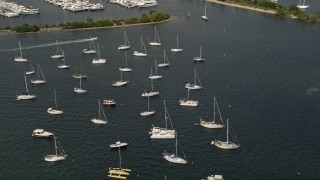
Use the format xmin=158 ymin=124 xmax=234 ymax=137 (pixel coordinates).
xmin=1 ymin=0 xmax=320 ymax=179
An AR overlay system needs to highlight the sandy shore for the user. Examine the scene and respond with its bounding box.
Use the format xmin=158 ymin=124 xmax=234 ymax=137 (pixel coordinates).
xmin=206 ymin=0 xmax=277 ymax=15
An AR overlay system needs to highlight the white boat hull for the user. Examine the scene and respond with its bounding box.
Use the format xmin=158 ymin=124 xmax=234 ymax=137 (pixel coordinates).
xmin=14 ymin=57 xmax=28 ymax=62
xmin=31 ymin=80 xmax=46 ymax=84
xmin=163 ymin=153 xmax=187 ymax=164
xmin=140 ymin=110 xmax=155 ymax=116
xmin=32 ymin=129 xmax=54 ymax=137
xmin=74 ymin=88 xmax=87 ymax=94
xmin=83 ymin=49 xmax=97 ymax=54
xmin=51 ymin=54 xmax=64 ymax=59
xmin=110 ymin=142 xmax=128 ymax=149
xmin=149 ymin=75 xmax=162 ymax=80
xmin=158 ymin=63 xmax=169 ymax=67
xmin=171 ymin=48 xmax=183 ymax=52
xmin=193 ymin=57 xmax=205 ymax=62
xmin=212 ymin=140 xmax=240 ymax=150
xmin=149 ymin=128 xmax=175 ymax=139
xmin=112 ymin=81 xmax=129 ymax=87
xmin=202 ymin=16 xmax=208 ymax=20
xmin=200 ymin=120 xmax=224 ymax=129
xmin=133 ymin=51 xmax=147 ymax=57
xmin=25 ymin=71 xmax=35 ymax=75
xmin=185 ymin=83 xmax=202 ymax=90
xmin=119 ymin=67 xmax=132 ymax=72
xmin=58 ymin=65 xmax=71 ymax=69
xmin=179 ymin=99 xmax=198 ymax=107
xmin=149 ymin=42 xmax=161 ymax=46
xmin=91 ymin=118 xmax=107 ymax=124
xmin=44 ymin=155 xmax=66 ymax=162
xmin=17 ymin=94 xmax=36 ymax=100
xmin=92 ymin=58 xmax=106 ymax=64
xmin=118 ymin=45 xmax=130 ymax=50
xmin=47 ymin=108 xmax=64 ymax=115
xmin=297 ymin=5 xmax=309 ymax=9
xmin=141 ymin=91 xmax=159 ymax=97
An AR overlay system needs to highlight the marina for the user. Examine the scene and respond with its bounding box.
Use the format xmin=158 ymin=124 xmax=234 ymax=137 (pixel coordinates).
xmin=0 ymin=0 xmax=39 ymax=17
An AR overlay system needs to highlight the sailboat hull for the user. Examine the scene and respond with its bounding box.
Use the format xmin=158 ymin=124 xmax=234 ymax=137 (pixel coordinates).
xmin=149 ymin=42 xmax=161 ymax=46
xmin=171 ymin=48 xmax=183 ymax=52
xmin=149 ymin=127 xmax=175 ymax=139
xmin=14 ymin=57 xmax=28 ymax=62
xmin=91 ymin=118 xmax=107 ymax=124
xmin=44 ymin=155 xmax=66 ymax=162
xmin=140 ymin=110 xmax=156 ymax=116
xmin=25 ymin=71 xmax=35 ymax=75
xmin=47 ymin=108 xmax=64 ymax=115
xmin=141 ymin=91 xmax=159 ymax=97
xmin=51 ymin=54 xmax=64 ymax=59
xmin=179 ymin=99 xmax=198 ymax=107
xmin=212 ymin=140 xmax=240 ymax=150
xmin=74 ymin=88 xmax=87 ymax=94
xmin=185 ymin=83 xmax=202 ymax=90
xmin=163 ymin=153 xmax=187 ymax=164
xmin=92 ymin=58 xmax=106 ymax=64
xmin=118 ymin=45 xmax=130 ymax=50
xmin=31 ymin=80 xmax=46 ymax=84
xmin=17 ymin=94 xmax=36 ymax=100
xmin=158 ymin=63 xmax=169 ymax=67
xmin=200 ymin=120 xmax=224 ymax=129
xmin=133 ymin=51 xmax=147 ymax=57
xmin=112 ymin=81 xmax=129 ymax=87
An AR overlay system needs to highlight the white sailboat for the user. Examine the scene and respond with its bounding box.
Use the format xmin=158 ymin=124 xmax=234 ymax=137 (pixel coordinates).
xmin=31 ymin=63 xmax=46 ymax=84
xmin=91 ymin=99 xmax=107 ymax=124
xmin=119 ymin=52 xmax=132 ymax=72
xmin=74 ymin=77 xmax=87 ymax=94
xmin=44 ymin=135 xmax=67 ymax=162
xmin=25 ymin=63 xmax=35 ymax=75
xmin=58 ymin=53 xmax=71 ymax=69
xmin=201 ymin=6 xmax=208 ymax=20
xmin=193 ymin=46 xmax=205 ymax=62
xmin=133 ymin=37 xmax=147 ymax=57
xmin=47 ymin=89 xmax=64 ymax=115
xmin=14 ymin=41 xmax=28 ymax=62
xmin=163 ymin=132 xmax=187 ymax=164
xmin=17 ymin=75 xmax=36 ymax=100
xmin=142 ymin=79 xmax=159 ymax=97
xmin=112 ymin=71 xmax=129 ymax=87
xmin=83 ymin=38 xmax=97 ymax=54
xmin=199 ymin=96 xmax=224 ymax=129
xmin=297 ymin=0 xmax=309 ymax=9
xmin=92 ymin=43 xmax=106 ymax=64
xmin=107 ymin=147 xmax=131 ymax=179
xmin=140 ymin=96 xmax=155 ymax=116
xmin=72 ymin=73 xmax=88 ymax=79
xmin=179 ymin=88 xmax=199 ymax=107
xmin=149 ymin=100 xmax=175 ymax=139
xmin=171 ymin=36 xmax=183 ymax=52
xmin=149 ymin=59 xmax=162 ymax=80
xmin=118 ymin=31 xmax=131 ymax=50
xmin=211 ymin=118 xmax=240 ymax=150
xmin=185 ymin=69 xmax=202 ymax=90
xmin=158 ymin=50 xmax=169 ymax=67
xmin=51 ymin=40 xmax=64 ymax=59
xmin=149 ymin=26 xmax=161 ymax=46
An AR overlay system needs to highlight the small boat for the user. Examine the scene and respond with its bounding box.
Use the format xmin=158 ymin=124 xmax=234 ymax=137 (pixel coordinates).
xmin=74 ymin=77 xmax=87 ymax=94
xmin=103 ymin=99 xmax=116 ymax=106
xmin=119 ymin=52 xmax=132 ymax=72
xmin=199 ymin=96 xmax=224 ymax=129
xmin=72 ymin=73 xmax=88 ymax=79
xmin=83 ymin=38 xmax=97 ymax=54
xmin=51 ymin=40 xmax=64 ymax=59
xmin=107 ymin=148 xmax=131 ymax=179
xmin=193 ymin=46 xmax=205 ymax=62
xmin=211 ymin=118 xmax=240 ymax=150
xmin=297 ymin=0 xmax=309 ymax=9
xmin=201 ymin=6 xmax=208 ymax=20
xmin=179 ymin=88 xmax=198 ymax=107
xmin=17 ymin=75 xmax=36 ymax=100
xmin=149 ymin=59 xmax=162 ymax=80
xmin=14 ymin=41 xmax=28 ymax=62
xmin=58 ymin=53 xmax=71 ymax=69
xmin=163 ymin=132 xmax=187 ymax=164
xmin=92 ymin=43 xmax=106 ymax=64
xmin=206 ymin=175 xmax=224 ymax=180
xmin=91 ymin=99 xmax=107 ymax=125
xmin=89 ymin=36 xmax=98 ymax=41
xmin=118 ymin=31 xmax=130 ymax=50
xmin=25 ymin=63 xmax=35 ymax=75
xmin=158 ymin=50 xmax=169 ymax=67
xmin=32 ymin=129 xmax=54 ymax=138
xmin=171 ymin=36 xmax=183 ymax=52
xmin=138 ymin=0 xmax=158 ymax=8
xmin=133 ymin=37 xmax=147 ymax=57
xmin=47 ymin=89 xmax=64 ymax=115
xmin=30 ymin=63 xmax=46 ymax=84
xmin=140 ymin=96 xmax=155 ymax=116
xmin=185 ymin=69 xmax=202 ymax=90
xmin=141 ymin=79 xmax=159 ymax=97
xmin=110 ymin=141 xmax=128 ymax=149
xmin=149 ymin=26 xmax=161 ymax=46
xmin=44 ymin=135 xmax=67 ymax=162
xmin=112 ymin=71 xmax=129 ymax=87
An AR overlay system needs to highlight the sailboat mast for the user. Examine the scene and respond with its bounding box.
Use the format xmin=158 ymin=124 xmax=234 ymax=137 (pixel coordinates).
xmin=56 ymin=40 xmax=59 ymax=53
xmin=200 ymin=46 xmax=202 ymax=58
xmin=54 ymin=136 xmax=58 ymax=156
xmin=194 ymin=69 xmax=197 ymax=85
xmin=120 ymin=71 xmax=123 ymax=82
xmin=176 ymin=36 xmax=179 ymax=48
xmin=140 ymin=37 xmax=143 ymax=51
xmin=226 ymin=118 xmax=229 ymax=144
xmin=187 ymin=89 xmax=190 ymax=99
xmin=213 ymin=97 xmax=216 ymax=123
xmin=24 ymin=75 xmax=29 ymax=94
xmin=124 ymin=31 xmax=127 ymax=45
xmin=125 ymin=52 xmax=128 ymax=67
xmin=154 ymin=26 xmax=157 ymax=42
xmin=164 ymin=100 xmax=167 ymax=129
xmin=54 ymin=89 xmax=58 ymax=108
xmin=151 ymin=79 xmax=154 ymax=91
xmin=97 ymin=43 xmax=100 ymax=59
xmin=19 ymin=41 xmax=23 ymax=58
xmin=147 ymin=96 xmax=150 ymax=109
xmin=118 ymin=147 xmax=122 ymax=169
xmin=155 ymin=59 xmax=158 ymax=75
xmin=98 ymin=99 xmax=101 ymax=119
xmin=175 ymin=132 xmax=178 ymax=157
xmin=79 ymin=77 xmax=82 ymax=88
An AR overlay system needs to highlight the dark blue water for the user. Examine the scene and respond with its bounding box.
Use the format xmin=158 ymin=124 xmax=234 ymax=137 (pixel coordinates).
xmin=1 ymin=0 xmax=320 ymax=179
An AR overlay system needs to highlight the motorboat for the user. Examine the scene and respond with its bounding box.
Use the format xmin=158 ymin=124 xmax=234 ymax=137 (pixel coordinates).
xmin=110 ymin=141 xmax=128 ymax=149
xmin=32 ymin=129 xmax=54 ymax=137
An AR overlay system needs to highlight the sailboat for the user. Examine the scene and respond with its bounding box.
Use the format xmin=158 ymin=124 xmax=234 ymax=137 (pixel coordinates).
xmin=92 ymin=43 xmax=106 ymax=64
xmin=185 ymin=69 xmax=202 ymax=90
xmin=297 ymin=0 xmax=309 ymax=9
xmin=119 ymin=52 xmax=132 ymax=72
xmin=107 ymin=147 xmax=131 ymax=179
xmin=199 ymin=96 xmax=224 ymax=128
xmin=51 ymin=40 xmax=64 ymax=59
xmin=14 ymin=41 xmax=28 ymax=62
xmin=142 ymin=79 xmax=159 ymax=97
xmin=44 ymin=135 xmax=67 ymax=162
xmin=193 ymin=46 xmax=205 ymax=62
xmin=112 ymin=71 xmax=129 ymax=87
xmin=72 ymin=71 xmax=88 ymax=79
xmin=149 ymin=59 xmax=162 ymax=80
xmin=17 ymin=75 xmax=36 ymax=100
xmin=149 ymin=26 xmax=161 ymax=46
xmin=133 ymin=37 xmax=147 ymax=57
xmin=179 ymin=88 xmax=199 ymax=107
xmin=140 ymin=96 xmax=155 ymax=116
xmin=91 ymin=99 xmax=107 ymax=124
xmin=171 ymin=36 xmax=183 ymax=52
xmin=25 ymin=63 xmax=35 ymax=75
xmin=58 ymin=53 xmax=71 ymax=69
xmin=201 ymin=6 xmax=208 ymax=20
xmin=158 ymin=50 xmax=169 ymax=67
xmin=74 ymin=77 xmax=87 ymax=94
xmin=149 ymin=100 xmax=175 ymax=139
xmin=118 ymin=31 xmax=131 ymax=50
xmin=82 ymin=38 xmax=97 ymax=54
xmin=30 ymin=63 xmax=46 ymax=84
xmin=47 ymin=89 xmax=64 ymax=115
xmin=211 ymin=118 xmax=240 ymax=150
xmin=163 ymin=132 xmax=187 ymax=164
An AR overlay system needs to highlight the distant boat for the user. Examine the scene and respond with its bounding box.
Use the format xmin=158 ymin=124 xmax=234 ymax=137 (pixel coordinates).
xmin=141 ymin=79 xmax=159 ymax=97
xmin=47 ymin=89 xmax=64 ymax=115
xmin=32 ymin=129 xmax=54 ymax=138
xmin=118 ymin=31 xmax=130 ymax=50
xmin=199 ymin=96 xmax=224 ymax=129
xmin=110 ymin=141 xmax=128 ymax=149
xmin=149 ymin=100 xmax=175 ymax=139
xmin=211 ymin=118 xmax=240 ymax=150
xmin=201 ymin=6 xmax=208 ymax=20
xmin=158 ymin=50 xmax=169 ymax=67
xmin=44 ymin=135 xmax=67 ymax=162
xmin=14 ymin=41 xmax=28 ymax=62
xmin=58 ymin=53 xmax=71 ymax=69
xmin=103 ymin=99 xmax=116 ymax=106
xmin=185 ymin=69 xmax=202 ymax=90
xmin=51 ymin=40 xmax=64 ymax=59
xmin=171 ymin=36 xmax=183 ymax=52
xmin=140 ymin=96 xmax=155 ymax=116
xmin=119 ymin=52 xmax=132 ymax=72
xmin=179 ymin=88 xmax=198 ymax=107
xmin=107 ymin=147 xmax=131 ymax=179
xmin=297 ymin=0 xmax=309 ymax=9
xmin=91 ymin=99 xmax=107 ymax=125
xmin=74 ymin=77 xmax=87 ymax=94
xmin=30 ymin=63 xmax=46 ymax=84
xmin=72 ymin=73 xmax=88 ymax=79
xmin=206 ymin=175 xmax=224 ymax=180
xmin=138 ymin=0 xmax=158 ymax=8
xmin=149 ymin=26 xmax=161 ymax=46
xmin=163 ymin=132 xmax=187 ymax=164
xmin=112 ymin=71 xmax=129 ymax=87
xmin=25 ymin=63 xmax=35 ymax=75
xmin=149 ymin=59 xmax=162 ymax=80
xmin=16 ymin=75 xmax=36 ymax=100
xmin=133 ymin=37 xmax=147 ymax=57
xmin=193 ymin=46 xmax=205 ymax=62
xmin=92 ymin=43 xmax=106 ymax=64
xmin=83 ymin=38 xmax=97 ymax=54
